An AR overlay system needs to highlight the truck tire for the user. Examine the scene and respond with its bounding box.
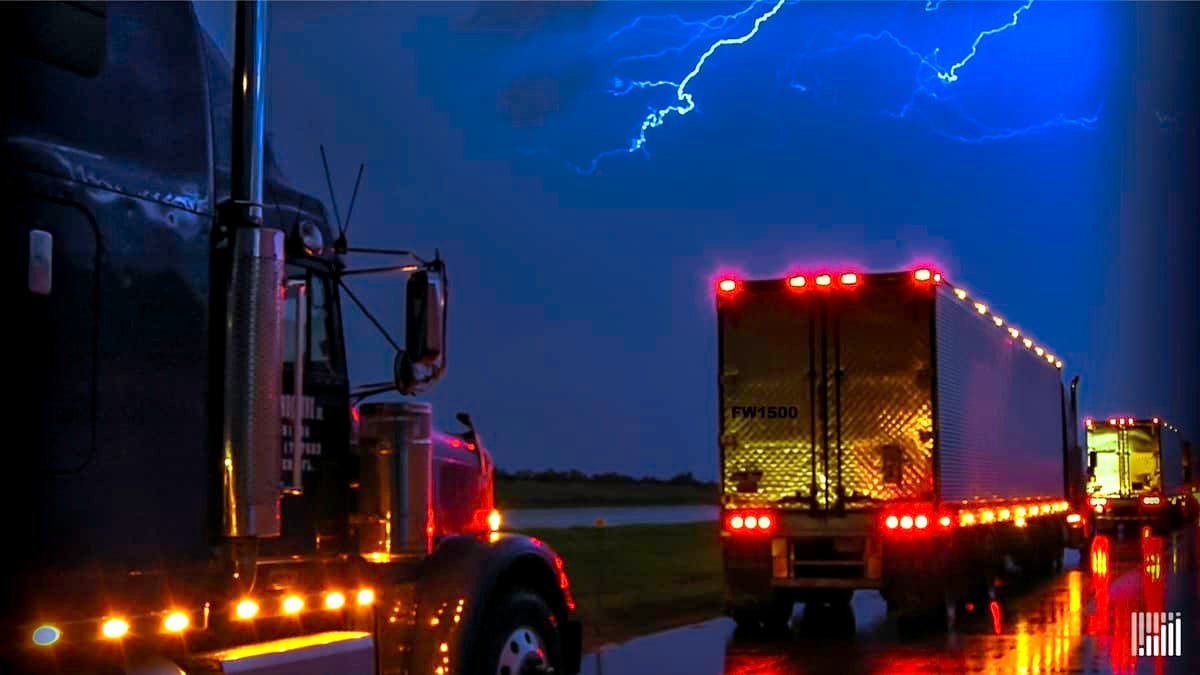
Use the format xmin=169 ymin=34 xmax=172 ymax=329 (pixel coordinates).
xmin=804 ymin=588 xmax=853 ymax=607
xmin=474 ymin=588 xmax=563 ymax=675
xmin=731 ymin=596 xmax=794 ymax=638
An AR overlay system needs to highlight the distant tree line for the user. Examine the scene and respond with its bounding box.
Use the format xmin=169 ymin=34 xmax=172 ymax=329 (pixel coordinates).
xmin=495 ymin=468 xmax=715 ymax=486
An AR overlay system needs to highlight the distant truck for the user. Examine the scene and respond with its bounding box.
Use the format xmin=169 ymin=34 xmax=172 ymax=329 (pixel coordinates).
xmin=714 ymin=268 xmax=1089 ymax=631
xmin=1084 ymin=416 xmax=1195 ymax=532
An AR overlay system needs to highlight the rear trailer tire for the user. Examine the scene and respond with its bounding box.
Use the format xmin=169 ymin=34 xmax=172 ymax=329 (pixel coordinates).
xmin=731 ymin=596 xmax=794 ymax=637
xmin=475 ymin=589 xmax=563 ymax=675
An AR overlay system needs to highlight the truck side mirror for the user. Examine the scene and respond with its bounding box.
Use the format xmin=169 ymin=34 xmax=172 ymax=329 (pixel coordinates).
xmin=456 ymin=412 xmax=474 ymax=429
xmin=393 ymin=267 xmax=447 ymax=394
xmin=405 ymin=269 xmax=446 ymax=365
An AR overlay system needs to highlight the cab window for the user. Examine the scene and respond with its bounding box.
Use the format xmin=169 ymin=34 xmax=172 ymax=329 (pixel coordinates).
xmin=284 ymin=265 xmax=338 ymax=374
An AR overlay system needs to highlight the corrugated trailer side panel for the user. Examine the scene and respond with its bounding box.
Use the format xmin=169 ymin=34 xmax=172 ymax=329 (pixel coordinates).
xmin=1160 ymin=426 xmax=1186 ymax=494
xmin=934 ymin=286 xmax=1064 ymax=502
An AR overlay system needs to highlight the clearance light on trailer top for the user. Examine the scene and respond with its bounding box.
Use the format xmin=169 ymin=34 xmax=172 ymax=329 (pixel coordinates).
xmin=788 ymin=275 xmax=806 ymax=288
xmin=815 ymin=274 xmax=832 ymax=286
xmin=718 ymin=279 xmax=737 ymax=293
xmin=913 ymin=268 xmax=942 ymax=283
xmin=840 ymin=272 xmax=858 ymax=285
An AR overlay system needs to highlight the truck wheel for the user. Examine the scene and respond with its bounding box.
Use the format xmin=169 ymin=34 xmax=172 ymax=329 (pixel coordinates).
xmin=476 ymin=589 xmax=563 ymax=675
xmin=731 ymin=597 xmax=794 ymax=638
xmin=808 ymin=589 xmax=853 ymax=607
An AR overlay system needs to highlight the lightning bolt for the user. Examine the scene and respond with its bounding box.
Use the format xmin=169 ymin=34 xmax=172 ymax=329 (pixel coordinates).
xmin=581 ymin=0 xmax=787 ymax=173
xmin=937 ymin=0 xmax=1033 ymax=83
xmin=600 ymin=1 xmax=768 ymax=65
xmin=574 ymin=0 xmax=1099 ymax=174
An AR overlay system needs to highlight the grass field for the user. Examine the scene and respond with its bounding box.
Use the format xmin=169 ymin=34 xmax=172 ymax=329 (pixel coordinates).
xmin=496 ymin=479 xmax=717 ymax=509
xmin=519 ymin=522 xmax=724 ymax=651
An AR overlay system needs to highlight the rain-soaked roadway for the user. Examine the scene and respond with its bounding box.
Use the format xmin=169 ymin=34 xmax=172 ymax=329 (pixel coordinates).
xmin=582 ymin=524 xmax=1199 ymax=675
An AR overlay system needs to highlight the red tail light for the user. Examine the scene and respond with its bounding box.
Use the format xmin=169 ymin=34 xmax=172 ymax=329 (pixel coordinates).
xmin=883 ymin=509 xmax=944 ymax=535
xmin=1141 ymin=495 xmax=1162 ymax=506
xmin=726 ymin=511 xmax=775 ymax=534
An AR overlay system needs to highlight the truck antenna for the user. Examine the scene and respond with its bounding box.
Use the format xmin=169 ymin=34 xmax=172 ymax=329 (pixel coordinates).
xmin=319 ymin=145 xmax=365 ymax=254
xmin=339 ymin=163 xmax=365 ymax=245
xmin=319 ymin=144 xmax=343 ymax=227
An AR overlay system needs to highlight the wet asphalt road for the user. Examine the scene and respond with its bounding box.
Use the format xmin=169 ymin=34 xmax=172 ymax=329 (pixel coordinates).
xmin=583 ymin=523 xmax=1200 ymax=675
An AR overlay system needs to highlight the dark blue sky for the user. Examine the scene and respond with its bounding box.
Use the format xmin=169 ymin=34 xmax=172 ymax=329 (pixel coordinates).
xmin=194 ymin=1 xmax=1198 ymax=479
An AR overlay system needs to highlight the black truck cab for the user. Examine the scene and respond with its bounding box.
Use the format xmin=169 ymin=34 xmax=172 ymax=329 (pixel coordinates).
xmin=2 ymin=3 xmax=580 ymax=673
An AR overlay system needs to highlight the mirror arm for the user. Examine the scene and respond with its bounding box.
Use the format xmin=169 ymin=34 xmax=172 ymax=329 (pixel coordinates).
xmin=351 ymin=382 xmax=396 ymax=404
xmin=337 ymin=276 xmax=401 ymax=352
xmin=340 ymin=264 xmax=422 ymax=277
xmin=342 ymin=247 xmax=427 ymax=263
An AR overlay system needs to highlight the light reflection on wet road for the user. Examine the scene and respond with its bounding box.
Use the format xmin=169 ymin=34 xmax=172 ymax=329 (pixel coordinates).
xmin=581 ymin=525 xmax=1199 ymax=675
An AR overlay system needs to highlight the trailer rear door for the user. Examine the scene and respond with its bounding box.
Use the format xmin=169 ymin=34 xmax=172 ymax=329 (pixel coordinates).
xmin=718 ymin=284 xmax=816 ymax=508
xmin=1087 ymin=424 xmax=1161 ymax=497
xmin=717 ymin=274 xmax=935 ymax=512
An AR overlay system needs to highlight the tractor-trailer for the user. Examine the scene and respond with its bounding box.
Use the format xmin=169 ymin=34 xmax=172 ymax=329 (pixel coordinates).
xmin=714 ymin=268 xmax=1087 ymax=631
xmin=1084 ymin=416 xmax=1196 ymax=532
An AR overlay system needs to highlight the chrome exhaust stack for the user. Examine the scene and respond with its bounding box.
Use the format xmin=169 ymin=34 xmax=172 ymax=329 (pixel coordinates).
xmin=220 ymin=0 xmax=284 ymax=539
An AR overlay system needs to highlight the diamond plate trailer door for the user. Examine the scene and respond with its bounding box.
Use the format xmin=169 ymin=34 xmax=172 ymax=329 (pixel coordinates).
xmin=827 ymin=277 xmax=936 ymax=508
xmin=718 ymin=284 xmax=816 ymax=509
xmin=717 ymin=275 xmax=935 ymax=512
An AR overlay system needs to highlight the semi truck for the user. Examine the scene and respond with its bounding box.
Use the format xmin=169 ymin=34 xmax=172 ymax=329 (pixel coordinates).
xmin=1084 ymin=416 xmax=1195 ymax=532
xmin=2 ymin=2 xmax=582 ymax=673
xmin=714 ymin=267 xmax=1090 ymax=631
